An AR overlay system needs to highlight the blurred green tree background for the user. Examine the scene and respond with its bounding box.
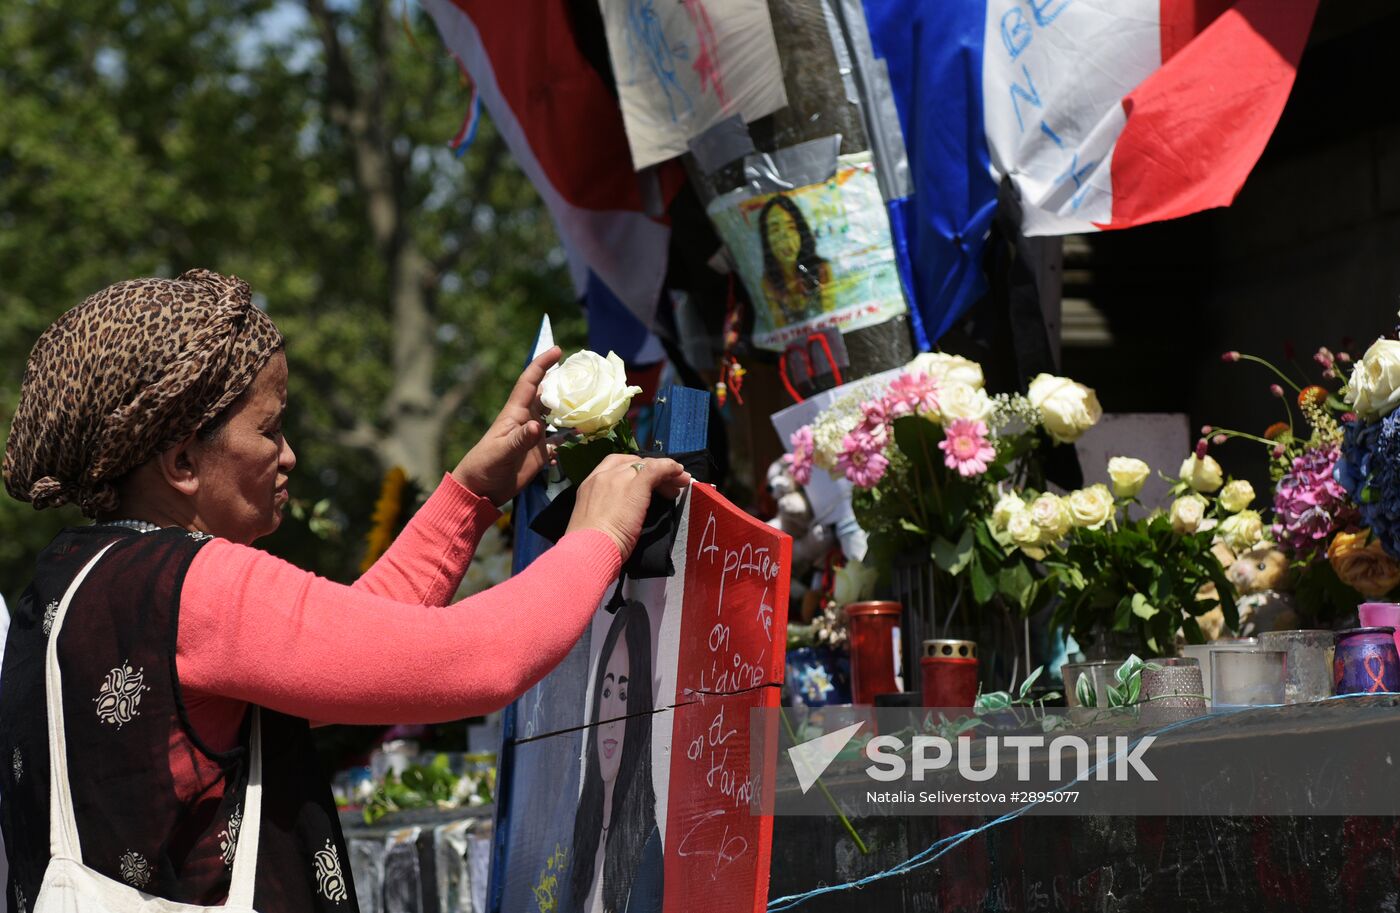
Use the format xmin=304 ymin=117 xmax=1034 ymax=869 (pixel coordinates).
xmin=0 ymin=0 xmax=585 ymax=601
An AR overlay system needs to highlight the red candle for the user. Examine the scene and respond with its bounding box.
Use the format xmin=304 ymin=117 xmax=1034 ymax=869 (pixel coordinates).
xmin=846 ymin=601 xmax=903 ymax=706
xmin=921 ymin=639 xmax=979 ymax=709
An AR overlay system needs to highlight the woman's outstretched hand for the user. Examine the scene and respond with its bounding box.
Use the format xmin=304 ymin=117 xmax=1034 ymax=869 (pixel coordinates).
xmin=453 ymin=346 xmax=562 ymax=505
xmin=568 ymin=454 xmax=691 ymax=559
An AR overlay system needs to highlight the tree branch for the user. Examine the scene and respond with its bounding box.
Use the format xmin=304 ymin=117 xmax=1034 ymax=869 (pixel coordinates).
xmin=430 ymin=132 xmax=509 ymax=278
xmin=335 ymin=421 xmax=386 ymax=456
xmin=433 ymin=357 xmax=488 ymax=428
xmin=305 ymin=0 xmax=400 ymax=254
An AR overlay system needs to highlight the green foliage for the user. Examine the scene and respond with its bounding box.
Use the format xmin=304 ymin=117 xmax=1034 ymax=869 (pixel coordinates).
xmin=0 ymin=0 xmax=585 ymax=597
xmin=554 ymin=419 xmax=639 ymax=488
xmin=903 ymin=665 xmax=1061 ymax=735
xmin=361 ymin=753 xmax=494 ymax=824
xmin=1293 ymin=557 xmax=1365 ymax=623
xmin=1044 ymin=511 xmax=1238 ymax=657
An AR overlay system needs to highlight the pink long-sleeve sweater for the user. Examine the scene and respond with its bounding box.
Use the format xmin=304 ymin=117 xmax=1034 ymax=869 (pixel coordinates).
xmin=175 ymin=473 xmax=620 ymax=763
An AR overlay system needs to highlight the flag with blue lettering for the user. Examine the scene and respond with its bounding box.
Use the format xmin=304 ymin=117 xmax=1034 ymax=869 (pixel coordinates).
xmin=864 ymin=0 xmax=1318 ymax=341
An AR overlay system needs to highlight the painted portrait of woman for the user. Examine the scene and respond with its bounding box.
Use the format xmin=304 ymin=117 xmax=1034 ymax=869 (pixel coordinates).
xmin=758 ymin=194 xmax=834 ymax=327
xmin=568 ymin=599 xmax=663 ymax=913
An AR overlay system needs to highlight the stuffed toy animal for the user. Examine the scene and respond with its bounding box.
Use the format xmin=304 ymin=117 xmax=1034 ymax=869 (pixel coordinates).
xmin=765 ymin=458 xmax=832 ymax=572
xmin=1196 ymin=544 xmax=1298 ymax=640
xmin=1227 ymin=545 xmax=1300 ymax=635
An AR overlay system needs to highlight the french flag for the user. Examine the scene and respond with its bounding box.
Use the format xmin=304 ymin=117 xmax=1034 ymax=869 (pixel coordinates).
xmin=866 ymin=0 xmax=1320 ymax=339
xmin=422 ymin=0 xmax=682 ymax=358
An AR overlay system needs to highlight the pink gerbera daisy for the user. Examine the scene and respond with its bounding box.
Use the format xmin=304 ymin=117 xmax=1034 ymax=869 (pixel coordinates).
xmin=786 ymin=425 xmax=815 ymax=486
xmin=938 ymin=419 xmax=995 ymax=478
xmin=836 ymin=429 xmax=890 ymax=488
xmin=884 ymin=371 xmax=940 ymax=417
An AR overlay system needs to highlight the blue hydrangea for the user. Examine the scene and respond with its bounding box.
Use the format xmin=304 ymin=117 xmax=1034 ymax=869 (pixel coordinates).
xmin=1338 ymin=411 xmax=1400 ymax=557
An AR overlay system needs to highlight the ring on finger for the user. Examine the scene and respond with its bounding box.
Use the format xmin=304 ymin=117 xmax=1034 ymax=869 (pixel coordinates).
xmin=630 ymin=461 xmax=646 ymax=475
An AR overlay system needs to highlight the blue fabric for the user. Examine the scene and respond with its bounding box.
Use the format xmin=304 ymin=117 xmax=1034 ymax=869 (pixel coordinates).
xmin=586 ymin=271 xmax=661 ymax=365
xmin=884 ymin=197 xmax=929 ymax=350
xmin=864 ymin=0 xmax=998 ymax=343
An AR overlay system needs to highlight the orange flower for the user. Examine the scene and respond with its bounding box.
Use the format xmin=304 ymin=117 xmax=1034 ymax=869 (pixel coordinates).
xmin=1298 ymin=385 xmax=1329 ymax=407
xmin=1328 ymin=530 xmax=1400 ymax=598
xmin=1264 ymin=422 xmax=1290 ymax=441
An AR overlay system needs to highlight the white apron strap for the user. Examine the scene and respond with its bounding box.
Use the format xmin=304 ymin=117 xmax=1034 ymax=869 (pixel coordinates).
xmin=225 ymin=708 xmax=262 ymax=907
xmin=45 ymin=539 xmax=264 ymax=908
xmin=45 ymin=543 xmax=116 ymax=860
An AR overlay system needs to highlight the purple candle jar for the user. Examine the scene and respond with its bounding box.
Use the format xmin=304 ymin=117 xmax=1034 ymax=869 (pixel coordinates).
xmin=1333 ymin=627 xmax=1400 ymax=695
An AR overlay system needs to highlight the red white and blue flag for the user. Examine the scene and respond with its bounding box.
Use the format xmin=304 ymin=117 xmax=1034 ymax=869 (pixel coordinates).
xmin=864 ymin=0 xmax=1320 ymax=339
xmin=423 ymin=0 xmax=681 ymax=358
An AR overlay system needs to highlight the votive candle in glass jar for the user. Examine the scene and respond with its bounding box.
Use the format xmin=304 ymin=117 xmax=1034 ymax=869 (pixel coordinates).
xmin=1259 ymin=630 xmax=1334 ymax=703
xmin=1061 ymin=660 xmax=1119 ymax=709
xmin=1141 ymin=657 xmax=1206 ymax=708
xmin=1358 ymin=603 xmax=1400 ymax=656
xmin=920 ymin=639 xmax=979 ymax=709
xmin=1141 ymin=656 xmax=1206 ymax=725
xmin=1334 ymin=627 xmax=1400 ymax=695
xmin=1181 ymin=638 xmax=1257 ymax=702
xmin=846 ymin=601 xmax=904 ymax=706
xmin=1211 ymin=649 xmax=1286 ymax=707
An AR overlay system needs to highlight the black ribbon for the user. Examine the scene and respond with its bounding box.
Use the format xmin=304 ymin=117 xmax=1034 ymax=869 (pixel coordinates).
xmin=529 ymin=451 xmax=710 ymax=611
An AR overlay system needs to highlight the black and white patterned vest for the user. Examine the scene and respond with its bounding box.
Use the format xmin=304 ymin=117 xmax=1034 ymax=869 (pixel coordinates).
xmin=0 ymin=526 xmax=357 ymax=913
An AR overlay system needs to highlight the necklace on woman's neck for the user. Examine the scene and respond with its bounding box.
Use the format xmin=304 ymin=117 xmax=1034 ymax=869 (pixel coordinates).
xmin=95 ymin=519 xmax=162 ymax=534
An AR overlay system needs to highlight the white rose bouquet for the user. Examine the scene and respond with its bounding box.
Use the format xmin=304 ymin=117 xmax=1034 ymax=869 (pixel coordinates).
xmin=991 ymin=449 xmax=1242 ymax=656
xmin=539 ymin=349 xmax=644 ymax=484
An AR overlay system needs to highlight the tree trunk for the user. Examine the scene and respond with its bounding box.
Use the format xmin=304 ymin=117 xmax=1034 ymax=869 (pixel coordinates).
xmin=306 ymin=0 xmax=448 ymax=485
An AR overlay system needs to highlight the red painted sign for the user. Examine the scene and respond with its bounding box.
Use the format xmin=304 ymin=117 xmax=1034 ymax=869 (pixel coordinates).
xmin=663 ymin=483 xmax=791 ymax=913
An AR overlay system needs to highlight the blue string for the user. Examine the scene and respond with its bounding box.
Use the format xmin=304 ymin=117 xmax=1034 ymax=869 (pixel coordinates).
xmin=766 ymin=691 xmax=1400 ymax=910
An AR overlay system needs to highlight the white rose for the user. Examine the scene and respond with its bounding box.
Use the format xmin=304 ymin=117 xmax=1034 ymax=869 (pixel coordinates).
xmin=937 ymin=381 xmax=994 ymax=423
xmin=1219 ymin=510 xmax=1265 ymax=553
xmin=992 ymin=492 xmax=1025 ymax=531
xmin=1347 ymin=338 xmax=1400 ymax=420
xmin=1178 ymin=454 xmax=1224 ymax=493
xmin=1169 ymin=495 xmax=1207 ymax=535
xmin=1026 ymin=374 xmax=1102 ymax=444
xmin=539 ymin=350 xmax=643 ymax=436
xmin=1067 ymin=484 xmax=1115 ymax=530
xmin=907 ymin=352 xmax=984 ymax=389
xmin=1219 ymin=479 xmax=1255 ymax=514
xmin=1028 ymin=493 xmax=1072 ymax=540
xmin=1008 ymin=510 xmax=1045 ymax=557
xmin=1106 ymin=457 xmax=1150 ymax=499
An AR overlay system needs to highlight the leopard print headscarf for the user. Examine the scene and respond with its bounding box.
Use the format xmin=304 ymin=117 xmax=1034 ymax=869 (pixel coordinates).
xmin=4 ymin=269 xmax=284 ymax=517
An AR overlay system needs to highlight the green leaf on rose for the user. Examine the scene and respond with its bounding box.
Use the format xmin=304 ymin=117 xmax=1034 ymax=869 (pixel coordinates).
xmin=997 ymin=562 xmax=1035 ymax=607
xmin=932 ymin=527 xmax=975 ymax=575
xmin=556 ymin=435 xmax=625 ymax=487
xmin=969 ymin=554 xmax=996 ymax=604
xmin=1130 ymin=592 xmax=1159 ymax=620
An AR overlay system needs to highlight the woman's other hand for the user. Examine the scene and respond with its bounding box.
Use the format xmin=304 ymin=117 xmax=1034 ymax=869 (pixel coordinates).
xmin=568 ymin=454 xmax=691 ymax=559
xmin=453 ymin=346 xmax=561 ymax=505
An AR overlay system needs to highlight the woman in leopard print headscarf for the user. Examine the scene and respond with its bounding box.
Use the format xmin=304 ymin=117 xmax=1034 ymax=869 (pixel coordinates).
xmin=4 ymin=268 xmax=283 ymax=517
xmin=0 ymin=270 xmax=686 ymax=912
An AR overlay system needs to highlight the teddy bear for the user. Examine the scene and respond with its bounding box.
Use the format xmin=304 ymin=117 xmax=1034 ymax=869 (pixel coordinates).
xmin=766 ymin=458 xmax=833 ymax=603
xmin=1196 ymin=544 xmax=1299 ymax=640
xmin=766 ymin=457 xmax=832 ymax=567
